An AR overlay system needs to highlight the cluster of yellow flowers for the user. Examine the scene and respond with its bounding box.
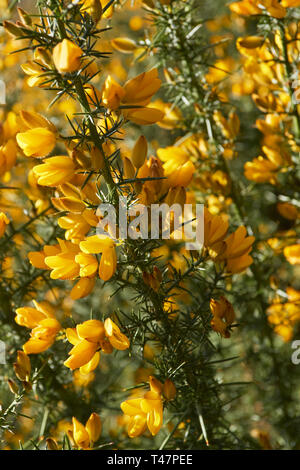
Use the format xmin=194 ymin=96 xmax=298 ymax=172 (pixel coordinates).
xmin=47 ymin=412 xmax=102 ymax=450
xmin=0 ymin=0 xmax=265 ymax=442
xmin=1 ymin=0 xmax=299 ymax=450
xmin=232 ymin=2 xmax=300 ymax=340
xmin=15 ymin=301 xmax=61 ymax=354
xmin=204 ymin=209 xmax=255 ymax=274
xmin=121 ymin=376 xmax=176 ymax=438
xmin=64 ymin=318 xmax=130 ymax=372
xmin=236 ymin=31 xmax=299 ymax=185
xmin=267 ymin=287 xmax=300 ymax=341
xmin=230 ymin=0 xmax=300 ymax=18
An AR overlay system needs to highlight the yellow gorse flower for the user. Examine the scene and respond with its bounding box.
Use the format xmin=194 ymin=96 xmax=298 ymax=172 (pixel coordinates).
xmin=16 ymin=111 xmax=57 ymax=157
xmin=101 ymin=69 xmax=165 ymax=125
xmin=80 ymin=235 xmax=117 ymax=281
xmin=15 ymin=301 xmax=61 ymax=354
xmin=267 ymin=288 xmax=300 ymax=341
xmin=52 ymin=39 xmax=83 ymax=74
xmin=203 ymin=209 xmax=254 ymax=273
xmin=33 ymin=156 xmax=76 ymax=186
xmin=78 ymin=0 xmax=103 ymax=23
xmin=28 ymin=235 xmax=115 ymax=297
xmin=111 ymin=37 xmax=137 ymax=53
xmin=64 ymin=318 xmax=129 ymax=372
xmin=17 ymin=128 xmax=56 ymax=157
xmin=44 ymin=239 xmax=81 ymax=280
xmin=71 ymin=412 xmax=102 ymax=449
xmin=121 ymin=376 xmax=168 ymax=438
xmin=76 ymin=0 xmax=113 ymax=19
xmin=230 ymin=0 xmax=286 ymax=18
xmin=210 ymin=297 xmax=236 ymax=338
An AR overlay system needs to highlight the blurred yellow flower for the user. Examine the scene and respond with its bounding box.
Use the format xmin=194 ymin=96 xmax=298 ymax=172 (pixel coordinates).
xmin=210 ymin=297 xmax=236 ymax=338
xmin=284 ymin=244 xmax=300 ymax=265
xmin=0 ymin=212 xmax=9 ymax=237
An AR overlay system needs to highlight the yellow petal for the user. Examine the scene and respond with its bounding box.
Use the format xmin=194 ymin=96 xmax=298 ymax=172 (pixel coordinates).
xmin=76 ymin=319 xmax=105 ymax=343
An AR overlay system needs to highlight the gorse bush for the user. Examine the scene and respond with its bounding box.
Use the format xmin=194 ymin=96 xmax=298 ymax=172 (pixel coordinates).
xmin=0 ymin=0 xmax=299 ymax=451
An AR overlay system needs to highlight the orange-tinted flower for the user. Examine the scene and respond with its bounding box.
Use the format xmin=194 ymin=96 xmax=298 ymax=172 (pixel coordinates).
xmin=210 ymin=297 xmax=236 ymax=338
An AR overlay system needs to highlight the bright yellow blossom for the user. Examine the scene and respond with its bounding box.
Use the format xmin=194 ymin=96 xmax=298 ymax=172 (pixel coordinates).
xmin=64 ymin=318 xmax=129 ymax=371
xmin=80 ymin=235 xmax=117 ymax=281
xmin=71 ymin=413 xmax=101 ymax=449
xmin=17 ymin=128 xmax=56 ymax=157
xmin=52 ymin=39 xmax=83 ymax=74
xmin=121 ymin=376 xmax=164 ymax=438
xmin=33 ymin=156 xmax=76 ymax=186
xmin=15 ymin=301 xmax=61 ymax=354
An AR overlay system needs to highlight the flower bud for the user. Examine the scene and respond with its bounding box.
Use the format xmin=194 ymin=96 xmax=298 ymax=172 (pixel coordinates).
xmin=46 ymin=438 xmax=59 ymax=450
xmin=86 ymin=0 xmax=102 ymax=23
xmin=111 ymin=37 xmax=137 ymax=54
xmin=91 ymin=147 xmax=105 ymax=170
xmin=143 ymin=271 xmax=151 ymax=286
xmin=165 ymin=186 xmax=186 ymax=208
xmin=148 ymin=156 xmax=164 ymax=194
xmin=20 ymin=110 xmax=56 ymax=132
xmin=163 ymin=68 xmax=174 ymax=84
xmin=85 ymin=412 xmax=102 ymax=445
xmin=3 ymin=21 xmax=24 ymax=38
xmin=131 ymin=136 xmax=147 ymax=169
xmin=17 ymin=7 xmax=32 ymax=26
xmin=163 ymin=378 xmax=176 ymax=400
xmin=71 ymin=149 xmax=90 ymax=169
xmin=123 ymin=156 xmax=135 ymax=180
xmin=8 ymin=379 xmax=19 ymax=395
xmin=237 ymin=36 xmax=264 ymax=49
xmin=22 ymin=381 xmax=32 ymax=393
xmin=34 ymin=47 xmax=52 ymax=68
xmin=142 ymin=0 xmax=155 ymax=8
xmin=149 ymin=376 xmax=163 ymax=394
xmin=148 ymin=273 xmax=160 ymax=292
xmin=277 ymin=202 xmax=298 ymax=221
xmin=72 ymin=417 xmax=90 ymax=449
xmin=153 ymin=266 xmax=162 ymax=283
xmin=13 ymin=350 xmax=31 ymax=381
xmin=52 ymin=39 xmax=83 ymax=74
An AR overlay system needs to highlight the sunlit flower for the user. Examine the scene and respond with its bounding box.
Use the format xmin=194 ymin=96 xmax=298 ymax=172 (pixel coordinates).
xmin=52 ymin=39 xmax=83 ymax=74
xmin=64 ymin=318 xmax=129 ymax=371
xmin=71 ymin=413 xmax=102 ymax=449
xmin=121 ymin=376 xmax=164 ymax=438
xmin=15 ymin=301 xmax=61 ymax=354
